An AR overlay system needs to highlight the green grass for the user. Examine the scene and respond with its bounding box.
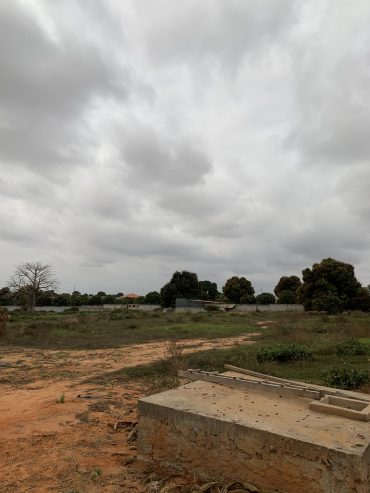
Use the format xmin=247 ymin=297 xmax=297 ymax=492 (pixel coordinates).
xmin=3 ymin=309 xmax=370 ymax=391
xmin=1 ymin=310 xmax=257 ymax=349
xmin=84 ymin=310 xmax=370 ymax=391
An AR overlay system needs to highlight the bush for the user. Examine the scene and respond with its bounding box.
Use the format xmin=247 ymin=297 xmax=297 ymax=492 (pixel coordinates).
xmin=336 ymin=338 xmax=367 ymax=356
xmin=204 ymin=304 xmax=220 ymax=312
xmin=256 ymin=344 xmax=313 ymax=363
xmin=324 ymin=366 xmax=369 ymax=389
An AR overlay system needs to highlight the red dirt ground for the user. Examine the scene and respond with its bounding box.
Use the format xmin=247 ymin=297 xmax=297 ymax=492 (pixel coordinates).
xmin=0 ymin=334 xmax=257 ymax=492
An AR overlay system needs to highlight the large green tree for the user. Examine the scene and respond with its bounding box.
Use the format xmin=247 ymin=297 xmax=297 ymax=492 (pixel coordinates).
xmin=222 ymin=276 xmax=255 ymax=304
xmin=160 ymin=271 xmax=199 ymax=307
xmin=299 ymin=258 xmax=361 ymax=313
xmin=145 ymin=291 xmax=161 ymax=304
xmin=274 ymin=275 xmax=302 ymax=304
xmin=256 ymin=292 xmax=276 ymax=305
xmin=199 ymin=280 xmax=219 ymax=300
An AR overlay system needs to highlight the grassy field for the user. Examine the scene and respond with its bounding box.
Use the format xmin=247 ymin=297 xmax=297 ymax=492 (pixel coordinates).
xmin=2 ymin=309 xmax=258 ymax=349
xmin=2 ymin=309 xmax=370 ymax=492
xmin=94 ymin=309 xmax=370 ymax=391
xmin=2 ymin=309 xmax=370 ymax=390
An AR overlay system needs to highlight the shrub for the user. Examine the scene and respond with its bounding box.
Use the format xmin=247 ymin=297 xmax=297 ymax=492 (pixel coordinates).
xmin=336 ymin=338 xmax=367 ymax=356
xmin=204 ymin=304 xmax=220 ymax=312
xmin=256 ymin=344 xmax=313 ymax=363
xmin=324 ymin=366 xmax=369 ymax=389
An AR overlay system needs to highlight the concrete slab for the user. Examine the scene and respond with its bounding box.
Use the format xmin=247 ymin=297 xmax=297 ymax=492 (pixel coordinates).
xmin=138 ymin=375 xmax=370 ymax=493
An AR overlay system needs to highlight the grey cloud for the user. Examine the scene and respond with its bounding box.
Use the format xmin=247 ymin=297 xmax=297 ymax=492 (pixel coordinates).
xmin=120 ymin=125 xmax=212 ymax=187
xmin=0 ymin=1 xmax=129 ymax=173
xmin=2 ymin=0 xmax=370 ymax=295
xmin=136 ymin=0 xmax=298 ymax=68
xmin=287 ymin=14 xmax=370 ymax=167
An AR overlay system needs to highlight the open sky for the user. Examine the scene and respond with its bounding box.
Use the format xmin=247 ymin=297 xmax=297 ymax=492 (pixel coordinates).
xmin=1 ymin=0 xmax=370 ymax=295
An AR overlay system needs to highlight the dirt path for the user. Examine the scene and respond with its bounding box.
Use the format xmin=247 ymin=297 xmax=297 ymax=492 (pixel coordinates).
xmin=0 ymin=333 xmax=257 ymax=493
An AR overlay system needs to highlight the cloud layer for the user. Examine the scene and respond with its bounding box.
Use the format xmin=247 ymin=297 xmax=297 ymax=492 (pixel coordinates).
xmin=1 ymin=0 xmax=370 ymax=294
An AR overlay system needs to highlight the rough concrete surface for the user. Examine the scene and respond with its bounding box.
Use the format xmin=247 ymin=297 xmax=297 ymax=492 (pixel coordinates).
xmin=138 ymin=376 xmax=370 ymax=493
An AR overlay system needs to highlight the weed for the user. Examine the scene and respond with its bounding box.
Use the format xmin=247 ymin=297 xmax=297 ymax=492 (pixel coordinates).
xmin=324 ymin=366 xmax=369 ymax=389
xmin=256 ymin=344 xmax=313 ymax=363
xmin=280 ymin=325 xmax=294 ymax=336
xmin=336 ymin=338 xmax=367 ymax=356
xmin=90 ymin=467 xmax=102 ymax=480
xmin=56 ymin=393 xmax=65 ymax=403
xmin=320 ymin=314 xmax=330 ymax=324
xmin=127 ymin=323 xmax=139 ymax=330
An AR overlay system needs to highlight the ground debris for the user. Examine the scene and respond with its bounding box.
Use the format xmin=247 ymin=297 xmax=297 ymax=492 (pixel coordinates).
xmin=144 ymin=478 xmax=283 ymax=493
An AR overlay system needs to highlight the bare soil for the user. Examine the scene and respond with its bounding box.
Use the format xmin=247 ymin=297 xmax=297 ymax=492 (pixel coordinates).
xmin=0 ymin=333 xmax=257 ymax=493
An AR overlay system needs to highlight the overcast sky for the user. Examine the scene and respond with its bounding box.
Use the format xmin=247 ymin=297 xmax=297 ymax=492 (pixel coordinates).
xmin=1 ymin=0 xmax=370 ymax=295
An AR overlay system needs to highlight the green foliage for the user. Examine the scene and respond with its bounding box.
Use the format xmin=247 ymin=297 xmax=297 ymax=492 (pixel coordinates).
xmin=336 ymin=338 xmax=367 ymax=356
xmin=90 ymin=467 xmax=102 ymax=481
xmin=312 ymin=293 xmax=344 ymax=314
xmin=204 ymin=304 xmax=220 ymax=312
xmin=145 ymin=291 xmax=161 ymax=304
xmin=256 ymin=344 xmax=313 ymax=363
xmin=0 ymin=287 xmax=12 ymax=306
xmin=276 ymin=289 xmax=296 ymax=304
xmin=300 ymin=258 xmax=361 ymax=313
xmin=223 ymin=276 xmax=255 ymax=303
xmin=352 ymin=287 xmax=370 ymax=312
xmin=199 ymin=280 xmax=219 ymax=300
xmin=324 ymin=366 xmax=369 ymax=389
xmin=255 ymin=292 xmax=276 ymax=305
xmin=56 ymin=392 xmax=65 ymax=403
xmin=274 ymin=276 xmax=301 ymax=304
xmin=160 ymin=271 xmax=199 ymax=308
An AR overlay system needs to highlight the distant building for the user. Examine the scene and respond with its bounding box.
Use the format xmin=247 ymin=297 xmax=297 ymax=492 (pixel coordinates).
xmin=124 ymin=293 xmax=141 ymax=299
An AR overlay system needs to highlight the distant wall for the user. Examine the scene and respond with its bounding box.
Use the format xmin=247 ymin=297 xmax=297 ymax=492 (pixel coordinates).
xmin=176 ymin=304 xmax=304 ymax=313
xmin=3 ymin=304 xmax=161 ymax=313
xmin=235 ymin=304 xmax=304 ymax=312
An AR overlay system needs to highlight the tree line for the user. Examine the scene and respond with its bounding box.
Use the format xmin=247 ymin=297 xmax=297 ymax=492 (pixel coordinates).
xmin=1 ymin=258 xmax=370 ymax=313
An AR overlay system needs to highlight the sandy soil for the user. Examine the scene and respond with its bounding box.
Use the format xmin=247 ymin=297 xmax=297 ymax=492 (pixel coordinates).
xmin=0 ymin=333 xmax=257 ymax=493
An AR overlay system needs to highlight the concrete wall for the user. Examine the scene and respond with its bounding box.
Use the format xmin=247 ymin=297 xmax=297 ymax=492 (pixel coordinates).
xmin=3 ymin=304 xmax=161 ymax=313
xmin=235 ymin=303 xmax=304 ymax=312
xmin=176 ymin=304 xmax=304 ymax=314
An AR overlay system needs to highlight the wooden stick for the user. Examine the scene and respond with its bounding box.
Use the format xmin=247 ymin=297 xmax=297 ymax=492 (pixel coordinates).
xmin=224 ymin=364 xmax=370 ymax=402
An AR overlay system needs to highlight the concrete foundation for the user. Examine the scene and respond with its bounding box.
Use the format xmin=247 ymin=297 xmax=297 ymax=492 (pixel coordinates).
xmin=138 ymin=376 xmax=370 ymax=493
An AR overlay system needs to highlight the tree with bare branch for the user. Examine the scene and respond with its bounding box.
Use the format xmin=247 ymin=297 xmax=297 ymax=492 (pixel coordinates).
xmin=8 ymin=262 xmax=58 ymax=311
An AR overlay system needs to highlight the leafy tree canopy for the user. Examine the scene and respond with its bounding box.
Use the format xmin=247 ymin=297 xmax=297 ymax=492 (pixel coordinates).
xmin=160 ymin=270 xmax=199 ymax=307
xmin=223 ymin=276 xmax=255 ymax=304
xmin=299 ymin=258 xmax=361 ymax=313
xmin=274 ymin=275 xmax=301 ymax=303
xmin=199 ymin=280 xmax=219 ymax=300
xmin=256 ymin=292 xmax=276 ymax=305
xmin=145 ymin=291 xmax=161 ymax=305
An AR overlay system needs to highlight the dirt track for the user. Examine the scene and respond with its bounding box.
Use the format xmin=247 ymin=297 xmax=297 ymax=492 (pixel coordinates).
xmin=0 ymin=333 xmax=257 ymax=492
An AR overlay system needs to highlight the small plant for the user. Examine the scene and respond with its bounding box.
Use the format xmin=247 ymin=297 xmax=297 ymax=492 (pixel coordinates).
xmin=204 ymin=304 xmax=220 ymax=312
xmin=56 ymin=392 xmax=65 ymax=403
xmin=127 ymin=323 xmax=139 ymax=330
xmin=90 ymin=467 xmax=102 ymax=480
xmin=320 ymin=314 xmax=330 ymax=323
xmin=336 ymin=338 xmax=367 ymax=356
xmin=164 ymin=339 xmax=186 ymax=373
xmin=256 ymin=344 xmax=313 ymax=363
xmin=324 ymin=366 xmax=369 ymax=389
xmin=280 ymin=325 xmax=293 ymax=336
